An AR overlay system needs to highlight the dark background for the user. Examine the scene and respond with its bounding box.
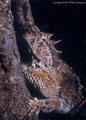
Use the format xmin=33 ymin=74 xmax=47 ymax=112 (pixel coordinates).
xmin=30 ymin=0 xmax=86 ymax=120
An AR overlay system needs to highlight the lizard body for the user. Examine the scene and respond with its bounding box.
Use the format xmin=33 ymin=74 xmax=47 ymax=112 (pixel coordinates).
xmin=22 ymin=31 xmax=83 ymax=114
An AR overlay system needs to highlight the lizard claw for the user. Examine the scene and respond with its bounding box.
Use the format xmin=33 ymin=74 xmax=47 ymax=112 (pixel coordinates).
xmin=26 ymin=98 xmax=43 ymax=117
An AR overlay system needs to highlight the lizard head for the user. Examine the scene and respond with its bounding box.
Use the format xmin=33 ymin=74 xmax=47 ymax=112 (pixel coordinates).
xmin=24 ymin=32 xmax=54 ymax=66
xmin=24 ymin=32 xmax=53 ymax=54
xmin=24 ymin=32 xmax=62 ymax=67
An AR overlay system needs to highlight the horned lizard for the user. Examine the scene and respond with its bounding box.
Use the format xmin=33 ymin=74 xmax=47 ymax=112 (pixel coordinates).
xmin=22 ymin=31 xmax=83 ymax=115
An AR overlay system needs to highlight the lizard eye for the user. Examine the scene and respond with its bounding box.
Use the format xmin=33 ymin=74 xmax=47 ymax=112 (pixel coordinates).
xmin=42 ymin=39 xmax=46 ymax=42
xmin=30 ymin=39 xmax=35 ymax=45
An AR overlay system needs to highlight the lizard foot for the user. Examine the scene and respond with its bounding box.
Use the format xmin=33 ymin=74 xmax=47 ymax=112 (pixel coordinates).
xmin=27 ymin=97 xmax=44 ymax=116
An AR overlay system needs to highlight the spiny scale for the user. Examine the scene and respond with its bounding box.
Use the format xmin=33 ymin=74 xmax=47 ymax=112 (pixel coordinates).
xmin=22 ymin=63 xmax=60 ymax=98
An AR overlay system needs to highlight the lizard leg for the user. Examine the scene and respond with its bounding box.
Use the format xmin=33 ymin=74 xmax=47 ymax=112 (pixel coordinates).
xmin=27 ymin=97 xmax=60 ymax=115
xmin=27 ymin=96 xmax=73 ymax=116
